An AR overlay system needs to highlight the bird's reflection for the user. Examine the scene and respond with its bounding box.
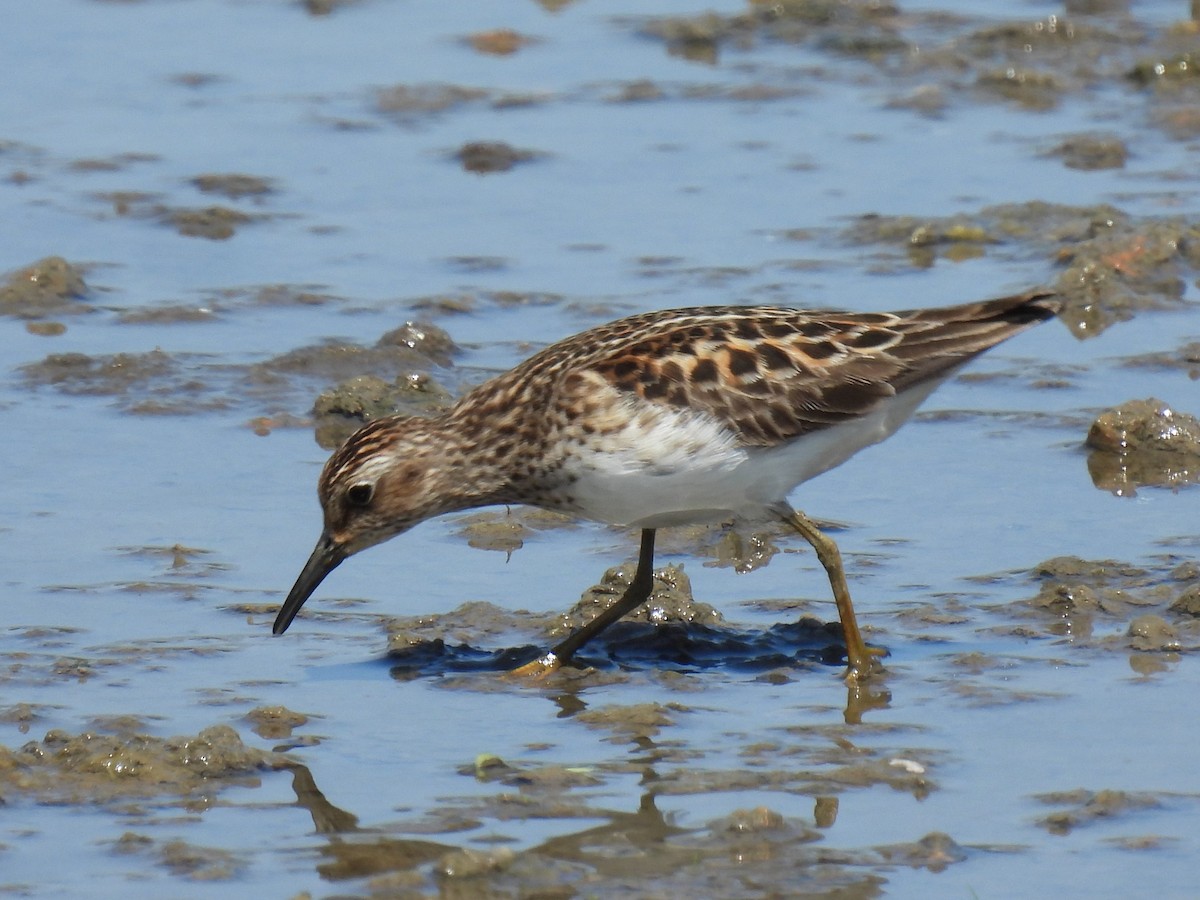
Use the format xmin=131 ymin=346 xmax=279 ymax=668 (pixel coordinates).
xmin=281 ymin=763 xmax=874 ymax=889
xmin=280 ymin=761 xmax=359 ymax=834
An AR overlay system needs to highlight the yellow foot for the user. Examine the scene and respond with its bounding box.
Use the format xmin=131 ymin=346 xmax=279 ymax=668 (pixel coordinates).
xmin=507 ymin=651 xmax=563 ymax=679
xmin=843 ymin=644 xmax=888 ymax=684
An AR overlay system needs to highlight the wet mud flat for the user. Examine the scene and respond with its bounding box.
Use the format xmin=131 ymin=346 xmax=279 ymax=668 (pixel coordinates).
xmin=4 ymin=526 xmax=1200 ymax=896
xmin=2 ymin=0 xmax=1200 ymax=897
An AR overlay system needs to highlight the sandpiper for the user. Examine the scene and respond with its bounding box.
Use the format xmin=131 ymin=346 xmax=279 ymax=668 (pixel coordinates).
xmin=274 ymin=289 xmax=1060 ymax=681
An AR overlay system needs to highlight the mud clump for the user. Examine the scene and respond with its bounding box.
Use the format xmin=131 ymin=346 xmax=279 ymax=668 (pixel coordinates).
xmin=455 ymin=141 xmax=541 ymax=174
xmin=846 ymin=202 xmax=1200 ymax=333
xmin=1168 ymin=583 xmax=1200 ymax=618
xmin=1087 ymin=398 xmax=1200 ymax=453
xmin=259 ymin=322 xmax=456 ymax=386
xmin=0 ymin=725 xmax=285 ymax=806
xmin=561 ymin=558 xmax=851 ymax=665
xmin=376 ymin=321 xmax=458 ymax=365
xmin=385 ymin=600 xmax=550 ymax=663
xmin=1047 ymin=132 xmax=1128 ymax=170
xmin=717 ymin=805 xmax=788 ymax=833
xmin=89 ymin=191 xmax=267 ymax=239
xmin=302 ymin=0 xmax=361 ymax=15
xmin=1086 ymin=398 xmax=1200 ymax=495
xmin=0 ymin=703 xmax=41 ymax=733
xmin=436 ymin=846 xmax=515 ymax=880
xmin=976 ymin=67 xmax=1062 ymax=111
xmin=1128 ymin=52 xmax=1200 ymax=87
xmin=384 ymin=555 xmax=848 ymax=675
xmin=244 ymin=706 xmax=310 ymax=740
xmin=1035 ymin=788 xmax=1162 ymax=835
xmin=844 ymin=211 xmax=995 ymax=269
xmin=313 ymin=372 xmax=445 ymax=420
xmin=18 ymin=308 xmax=463 ymax=420
xmin=642 ymin=1 xmax=899 ymax=65
xmin=552 ymin=562 xmax=723 ymax=638
xmin=117 ymin=304 xmax=219 ymax=325
xmin=1127 ymin=614 xmax=1180 ymax=652
xmin=0 ymin=255 xmax=89 ymax=318
xmin=1016 ymin=555 xmax=1200 ymax=654
xmin=1052 ymin=216 xmax=1199 ymax=333
xmin=255 ymin=319 xmax=458 ymax=446
xmin=313 ymin=372 xmax=453 ymax=448
xmin=190 ymin=173 xmax=275 ymax=199
xmin=22 ymin=349 xmax=176 ymax=395
xmin=875 ymin=831 xmax=968 ymax=872
xmin=637 ymin=4 xmax=1194 ymax=142
xmin=465 ymin=29 xmax=535 ymax=56
xmin=377 ymin=83 xmax=490 ymax=120
xmin=166 ymin=205 xmax=256 ymax=240
xmin=19 ymin=348 xmax=238 ymax=415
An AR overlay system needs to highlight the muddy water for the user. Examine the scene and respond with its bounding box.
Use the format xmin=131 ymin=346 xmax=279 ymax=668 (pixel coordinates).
xmin=3 ymin=1 xmax=1200 ymax=897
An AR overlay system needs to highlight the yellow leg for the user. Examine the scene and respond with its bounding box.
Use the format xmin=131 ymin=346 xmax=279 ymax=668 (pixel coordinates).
xmin=783 ymin=509 xmax=884 ymax=682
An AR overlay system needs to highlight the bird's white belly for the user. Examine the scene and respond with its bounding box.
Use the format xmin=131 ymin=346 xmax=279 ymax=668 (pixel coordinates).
xmin=565 ymin=377 xmax=944 ymax=527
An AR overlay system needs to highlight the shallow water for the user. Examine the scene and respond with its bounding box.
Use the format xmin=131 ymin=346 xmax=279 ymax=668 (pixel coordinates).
xmin=2 ymin=1 xmax=1200 ymax=897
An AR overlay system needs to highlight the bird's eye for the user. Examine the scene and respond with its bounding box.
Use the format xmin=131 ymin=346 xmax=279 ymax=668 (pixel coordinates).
xmin=346 ymin=482 xmax=374 ymax=507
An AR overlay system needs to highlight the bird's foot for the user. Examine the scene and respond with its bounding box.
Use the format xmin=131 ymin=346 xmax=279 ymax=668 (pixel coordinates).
xmin=843 ymin=643 xmax=888 ymax=685
xmin=507 ymin=651 xmax=563 ymax=679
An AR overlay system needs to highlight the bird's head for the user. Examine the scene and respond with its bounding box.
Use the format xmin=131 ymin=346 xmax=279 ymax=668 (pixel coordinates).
xmin=273 ymin=416 xmax=457 ymax=635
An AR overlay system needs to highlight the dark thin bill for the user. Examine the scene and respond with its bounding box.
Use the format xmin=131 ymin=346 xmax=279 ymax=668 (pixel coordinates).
xmin=273 ymin=533 xmax=346 ymax=635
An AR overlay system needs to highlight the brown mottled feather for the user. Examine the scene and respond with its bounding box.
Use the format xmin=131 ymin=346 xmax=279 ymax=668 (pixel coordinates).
xmin=320 ymin=289 xmax=1059 ymax=504
xmin=450 ymin=288 xmax=1060 ymax=450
